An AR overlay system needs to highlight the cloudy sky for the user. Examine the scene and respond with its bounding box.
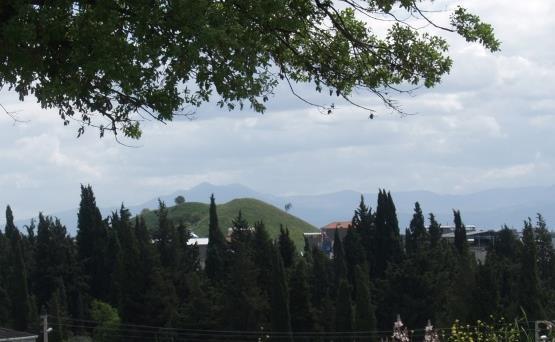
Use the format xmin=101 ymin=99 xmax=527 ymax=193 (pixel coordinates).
xmin=1 ymin=0 xmax=554 ymax=220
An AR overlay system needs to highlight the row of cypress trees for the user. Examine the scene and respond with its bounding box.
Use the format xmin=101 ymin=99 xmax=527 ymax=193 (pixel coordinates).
xmin=1 ymin=186 xmax=555 ymax=341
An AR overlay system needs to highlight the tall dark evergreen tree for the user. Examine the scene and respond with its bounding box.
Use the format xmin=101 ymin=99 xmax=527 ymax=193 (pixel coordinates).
xmin=134 ymin=217 xmax=178 ymax=327
xmin=154 ymin=200 xmax=178 ymax=272
xmin=205 ymin=194 xmax=227 ymax=283
xmin=0 ymin=211 xmax=11 ymax=327
xmin=472 ymin=261 xmax=499 ymax=321
xmin=351 ymin=196 xmax=374 ymax=275
xmin=333 ymin=228 xmax=347 ymax=291
xmin=76 ymin=185 xmax=109 ymax=300
xmin=428 ymin=213 xmax=442 ymax=248
xmin=278 ymin=225 xmax=296 ymax=269
xmin=535 ymin=215 xmax=555 ymax=282
xmin=5 ymin=209 xmax=32 ymax=331
xmin=485 ymin=226 xmax=521 ymax=319
xmin=4 ymin=206 xmax=17 ymax=239
xmin=225 ymin=212 xmax=266 ymax=331
xmin=253 ymin=221 xmax=274 ymax=297
xmin=453 ymin=210 xmax=467 ymax=255
xmin=289 ymin=258 xmax=314 ymax=333
xmin=406 ymin=202 xmax=428 ymax=254
xmin=519 ymin=219 xmax=545 ymax=319
xmin=48 ymin=289 xmax=67 ymax=342
xmin=270 ymin=248 xmax=292 ymax=340
xmin=335 ymin=279 xmax=353 ymax=339
xmin=446 ymin=210 xmax=475 ymax=323
xmin=373 ymin=190 xmax=403 ymax=278
xmin=343 ymin=227 xmax=366 ymax=287
xmin=112 ymin=209 xmax=143 ymax=325
xmin=310 ymin=247 xmax=333 ymax=332
xmin=354 ymin=265 xmax=377 ymax=341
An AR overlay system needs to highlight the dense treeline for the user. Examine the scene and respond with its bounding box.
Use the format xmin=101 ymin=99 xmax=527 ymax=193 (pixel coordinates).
xmin=0 ymin=186 xmax=554 ymax=341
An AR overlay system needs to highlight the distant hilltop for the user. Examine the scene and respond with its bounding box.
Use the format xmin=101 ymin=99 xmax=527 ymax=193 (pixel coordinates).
xmin=14 ymin=182 xmax=555 ymax=234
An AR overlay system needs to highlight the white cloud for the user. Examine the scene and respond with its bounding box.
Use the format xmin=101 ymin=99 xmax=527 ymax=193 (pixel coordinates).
xmin=1 ymin=0 xmax=555 ymax=220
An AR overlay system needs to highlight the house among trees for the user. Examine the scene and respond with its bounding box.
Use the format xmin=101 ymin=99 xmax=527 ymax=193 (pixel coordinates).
xmin=0 ymin=327 xmax=38 ymax=342
xmin=439 ymin=225 xmax=496 ymax=263
xmin=303 ymin=221 xmax=352 ymax=257
xmin=321 ymin=221 xmax=352 ymax=241
xmin=187 ymin=236 xmax=208 ymax=268
xmin=307 ymin=218 xmax=498 ymax=262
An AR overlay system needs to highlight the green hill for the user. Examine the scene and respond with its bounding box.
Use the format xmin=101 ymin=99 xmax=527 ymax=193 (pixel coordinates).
xmin=139 ymin=198 xmax=318 ymax=247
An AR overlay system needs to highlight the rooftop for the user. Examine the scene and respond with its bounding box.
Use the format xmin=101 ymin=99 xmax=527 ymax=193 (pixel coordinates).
xmin=187 ymin=237 xmax=209 ymax=246
xmin=321 ymin=221 xmax=352 ymax=230
xmin=0 ymin=327 xmax=38 ymax=341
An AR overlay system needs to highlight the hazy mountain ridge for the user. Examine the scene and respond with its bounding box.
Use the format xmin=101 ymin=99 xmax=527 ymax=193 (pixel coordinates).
xmin=14 ymin=182 xmax=555 ymax=234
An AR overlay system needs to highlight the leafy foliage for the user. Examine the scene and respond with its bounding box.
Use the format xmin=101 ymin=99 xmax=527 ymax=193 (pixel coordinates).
xmin=0 ymin=0 xmax=498 ymax=138
xmin=3 ymin=185 xmax=555 ymax=341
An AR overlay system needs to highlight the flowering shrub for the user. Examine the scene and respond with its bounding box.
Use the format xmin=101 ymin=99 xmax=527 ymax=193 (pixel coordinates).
xmin=424 ymin=320 xmax=440 ymax=342
xmin=392 ymin=316 xmax=410 ymax=342
xmin=447 ymin=318 xmax=521 ymax=342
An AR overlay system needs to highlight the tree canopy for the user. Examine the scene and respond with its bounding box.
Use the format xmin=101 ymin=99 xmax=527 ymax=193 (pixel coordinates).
xmin=0 ymin=0 xmax=498 ymax=138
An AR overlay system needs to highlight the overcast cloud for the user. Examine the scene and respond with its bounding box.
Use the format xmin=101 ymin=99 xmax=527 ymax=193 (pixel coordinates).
xmin=1 ymin=0 xmax=554 ymax=220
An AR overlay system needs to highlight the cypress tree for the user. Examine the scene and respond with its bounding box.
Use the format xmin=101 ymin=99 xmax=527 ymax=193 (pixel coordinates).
xmin=270 ymin=248 xmax=293 ymax=340
xmin=113 ymin=209 xmax=143 ymax=325
xmin=0 ymin=212 xmax=10 ymax=322
xmin=230 ymin=210 xmax=251 ymax=245
xmin=428 ymin=213 xmax=442 ymax=248
xmin=6 ymin=226 xmax=32 ymax=331
xmin=472 ymin=262 xmax=499 ymax=321
xmin=352 ymin=195 xmax=375 ymax=278
xmin=519 ymin=219 xmax=545 ymax=319
xmin=310 ymin=247 xmax=333 ymax=331
xmin=205 ymin=194 xmax=227 ymax=282
xmin=303 ymin=236 xmax=313 ymax=265
xmin=278 ymin=225 xmax=296 ymax=269
xmin=76 ymin=185 xmax=109 ymax=300
xmin=343 ymin=227 xmax=366 ymax=287
xmin=406 ymin=202 xmax=428 ymax=254
xmin=225 ymin=224 xmax=266 ymax=332
xmin=535 ymin=214 xmax=555 ymax=284
xmin=4 ymin=206 xmax=17 ymax=239
xmin=0 ymin=284 xmax=9 ymax=326
xmin=374 ymin=190 xmax=403 ymax=278
xmin=354 ymin=265 xmax=377 ymax=341
xmin=289 ymin=258 xmax=314 ymax=332
xmin=253 ymin=221 xmax=273 ymax=297
xmin=335 ymin=279 xmax=353 ymax=339
xmin=453 ymin=210 xmax=467 ymax=255
xmin=135 ymin=217 xmax=178 ymax=326
xmin=154 ymin=200 xmax=178 ymax=272
xmin=48 ymin=288 xmax=67 ymax=342
xmin=333 ymin=228 xmax=347 ymax=291
xmin=486 ymin=226 xmax=521 ymax=319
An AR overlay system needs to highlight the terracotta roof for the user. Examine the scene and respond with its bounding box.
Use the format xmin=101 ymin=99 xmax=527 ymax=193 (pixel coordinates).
xmin=0 ymin=328 xmax=37 ymax=341
xmin=321 ymin=221 xmax=352 ymax=229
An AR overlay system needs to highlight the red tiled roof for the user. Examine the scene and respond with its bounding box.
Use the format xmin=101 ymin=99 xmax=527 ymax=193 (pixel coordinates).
xmin=322 ymin=221 xmax=352 ymax=229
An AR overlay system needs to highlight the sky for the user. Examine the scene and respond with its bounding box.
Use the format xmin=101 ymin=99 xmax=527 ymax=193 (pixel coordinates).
xmin=1 ymin=0 xmax=554 ymax=220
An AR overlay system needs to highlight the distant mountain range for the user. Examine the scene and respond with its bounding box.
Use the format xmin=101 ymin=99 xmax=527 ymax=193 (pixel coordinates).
xmin=15 ymin=182 xmax=555 ymax=235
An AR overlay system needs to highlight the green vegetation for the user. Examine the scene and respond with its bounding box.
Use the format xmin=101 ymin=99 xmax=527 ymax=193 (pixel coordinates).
xmin=2 ymin=185 xmax=555 ymax=341
xmin=140 ymin=198 xmax=317 ymax=247
xmin=0 ymin=1 xmax=498 ymax=138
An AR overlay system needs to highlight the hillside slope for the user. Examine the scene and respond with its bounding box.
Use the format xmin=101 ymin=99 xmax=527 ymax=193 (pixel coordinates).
xmin=140 ymin=198 xmax=318 ymax=247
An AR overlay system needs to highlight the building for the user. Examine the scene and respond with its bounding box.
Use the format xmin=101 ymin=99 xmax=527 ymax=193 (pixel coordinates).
xmin=320 ymin=221 xmax=352 ymax=242
xmin=303 ymin=221 xmax=352 ymax=258
xmin=187 ymin=237 xmax=209 ymax=269
xmin=440 ymin=227 xmax=496 ymax=263
xmin=0 ymin=328 xmax=38 ymax=342
xmin=303 ymin=232 xmax=325 ymax=251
